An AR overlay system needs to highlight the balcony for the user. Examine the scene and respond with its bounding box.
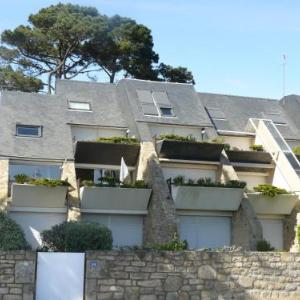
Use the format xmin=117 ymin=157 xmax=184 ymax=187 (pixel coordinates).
xmin=10 ymin=183 xmax=68 ymax=210
xmin=75 ymin=141 xmax=140 ymax=166
xmin=247 ymin=193 xmax=299 ymax=215
xmin=226 ymin=150 xmax=273 ymax=164
xmin=80 ymin=186 xmax=152 ymax=214
xmin=173 ymin=186 xmax=244 ymax=211
xmin=156 ymin=140 xmax=224 ymax=162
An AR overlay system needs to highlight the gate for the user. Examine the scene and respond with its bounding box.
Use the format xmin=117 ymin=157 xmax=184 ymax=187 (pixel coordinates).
xmin=36 ymin=252 xmax=85 ymax=300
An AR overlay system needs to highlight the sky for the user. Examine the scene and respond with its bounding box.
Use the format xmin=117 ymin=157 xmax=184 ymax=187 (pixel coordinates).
xmin=1 ymin=0 xmax=300 ymax=99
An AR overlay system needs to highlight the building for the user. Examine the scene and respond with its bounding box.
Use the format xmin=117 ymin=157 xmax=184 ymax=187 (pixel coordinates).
xmin=0 ymin=78 xmax=300 ymax=250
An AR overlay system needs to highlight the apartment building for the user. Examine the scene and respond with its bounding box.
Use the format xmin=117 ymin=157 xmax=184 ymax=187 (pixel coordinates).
xmin=0 ymin=78 xmax=300 ymax=250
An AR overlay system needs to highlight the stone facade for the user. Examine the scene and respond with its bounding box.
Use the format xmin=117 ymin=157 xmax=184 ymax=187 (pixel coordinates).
xmin=0 ymin=159 xmax=9 ymax=211
xmin=85 ymin=250 xmax=300 ymax=300
xmin=284 ymin=201 xmax=300 ymax=252
xmin=0 ymin=251 xmax=36 ymax=300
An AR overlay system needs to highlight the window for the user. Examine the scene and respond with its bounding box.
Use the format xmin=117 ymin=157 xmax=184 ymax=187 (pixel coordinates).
xmin=160 ymin=107 xmax=173 ymax=116
xmin=16 ymin=125 xmax=42 ymax=137
xmin=68 ymin=101 xmax=91 ymax=111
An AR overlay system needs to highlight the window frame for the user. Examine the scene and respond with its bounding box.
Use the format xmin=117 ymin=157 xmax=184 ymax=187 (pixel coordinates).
xmin=68 ymin=101 xmax=92 ymax=112
xmin=159 ymin=106 xmax=174 ymax=117
xmin=16 ymin=124 xmax=42 ymax=138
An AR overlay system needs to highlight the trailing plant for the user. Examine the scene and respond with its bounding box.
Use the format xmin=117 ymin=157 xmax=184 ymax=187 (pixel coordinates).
xmin=14 ymin=175 xmax=70 ymax=187
xmin=95 ymin=137 xmax=139 ymax=145
xmin=293 ymin=146 xmax=300 ymax=155
xmin=173 ymin=176 xmax=246 ymax=189
xmin=122 ymin=180 xmax=148 ymax=189
xmin=158 ymin=134 xmax=196 ymax=142
xmin=250 ymin=144 xmax=264 ymax=152
xmin=0 ymin=212 xmax=30 ymax=250
xmin=151 ymin=233 xmax=188 ymax=251
xmin=253 ymin=184 xmax=289 ymax=197
xmin=297 ymin=226 xmax=300 ymax=248
xmin=40 ymin=221 xmax=113 ymax=251
xmin=80 ymin=179 xmax=148 ymax=189
xmin=256 ymin=239 xmax=275 ymax=251
xmin=80 ymin=180 xmax=94 ymax=187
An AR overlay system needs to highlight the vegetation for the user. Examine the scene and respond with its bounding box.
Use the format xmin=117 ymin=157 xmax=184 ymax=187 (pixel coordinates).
xmin=253 ymin=184 xmax=289 ymax=197
xmin=40 ymin=221 xmax=113 ymax=251
xmin=158 ymin=134 xmax=197 ymax=142
xmin=297 ymin=226 xmax=300 ymax=248
xmin=293 ymin=146 xmax=300 ymax=155
xmin=14 ymin=175 xmax=69 ymax=187
xmin=151 ymin=233 xmax=188 ymax=251
xmin=80 ymin=178 xmax=148 ymax=189
xmin=172 ymin=176 xmax=246 ymax=189
xmin=0 ymin=212 xmax=30 ymax=250
xmin=256 ymin=239 xmax=275 ymax=251
xmin=0 ymin=3 xmax=194 ymax=93
xmin=95 ymin=136 xmax=139 ymax=145
xmin=249 ymin=144 xmax=264 ymax=152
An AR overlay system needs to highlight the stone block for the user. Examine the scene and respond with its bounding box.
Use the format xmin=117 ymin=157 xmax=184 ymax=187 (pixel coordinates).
xmin=164 ymin=276 xmax=183 ymax=292
xmin=198 ymin=265 xmax=217 ymax=280
xmin=15 ymin=261 xmax=35 ymax=283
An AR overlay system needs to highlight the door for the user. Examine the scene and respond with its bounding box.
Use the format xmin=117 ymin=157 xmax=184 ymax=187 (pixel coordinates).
xmin=36 ymin=252 xmax=85 ymax=300
xmin=179 ymin=215 xmax=231 ymax=249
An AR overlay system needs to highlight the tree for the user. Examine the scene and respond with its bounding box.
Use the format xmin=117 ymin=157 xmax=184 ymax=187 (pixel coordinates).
xmin=84 ymin=15 xmax=159 ymax=83
xmin=0 ymin=4 xmax=106 ymax=93
xmin=0 ymin=66 xmax=43 ymax=92
xmin=158 ymin=63 xmax=195 ymax=84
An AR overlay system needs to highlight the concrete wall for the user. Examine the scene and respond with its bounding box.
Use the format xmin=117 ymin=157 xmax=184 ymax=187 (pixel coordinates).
xmin=0 ymin=159 xmax=9 ymax=210
xmin=85 ymin=250 xmax=300 ymax=300
xmin=222 ymin=135 xmax=254 ymax=150
xmin=0 ymin=251 xmax=36 ymax=300
xmin=71 ymin=126 xmax=126 ymax=141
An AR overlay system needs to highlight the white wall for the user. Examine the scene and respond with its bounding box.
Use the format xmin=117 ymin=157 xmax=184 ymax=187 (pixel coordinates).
xmin=237 ymin=172 xmax=269 ymax=190
xmin=71 ymin=126 xmax=126 ymax=141
xmin=272 ymin=166 xmax=292 ymax=191
xmin=259 ymin=218 xmax=283 ymax=250
xmin=149 ymin=125 xmax=203 ymax=140
xmin=222 ymin=136 xmax=254 ymax=150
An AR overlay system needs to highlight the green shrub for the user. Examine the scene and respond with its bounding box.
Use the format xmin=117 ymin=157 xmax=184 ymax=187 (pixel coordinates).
xmin=80 ymin=180 xmax=94 ymax=187
xmin=256 ymin=239 xmax=275 ymax=251
xmin=152 ymin=233 xmax=188 ymax=251
xmin=226 ymin=180 xmax=247 ymax=189
xmin=158 ymin=134 xmax=196 ymax=142
xmin=0 ymin=212 xmax=30 ymax=250
xmin=40 ymin=221 xmax=113 ymax=251
xmin=253 ymin=184 xmax=289 ymax=197
xmin=173 ymin=175 xmax=185 ymax=186
xmin=122 ymin=180 xmax=148 ymax=189
xmin=250 ymin=144 xmax=264 ymax=152
xmin=14 ymin=174 xmax=30 ymax=184
xmin=95 ymin=136 xmax=139 ymax=145
xmin=297 ymin=226 xmax=300 ymax=247
xmin=293 ymin=146 xmax=300 ymax=155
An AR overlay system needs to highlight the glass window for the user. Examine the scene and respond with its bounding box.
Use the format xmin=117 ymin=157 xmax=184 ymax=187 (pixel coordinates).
xmin=160 ymin=107 xmax=174 ymax=116
xmin=9 ymin=163 xmax=61 ymax=181
xmin=68 ymin=101 xmax=91 ymax=111
xmin=16 ymin=125 xmax=42 ymax=137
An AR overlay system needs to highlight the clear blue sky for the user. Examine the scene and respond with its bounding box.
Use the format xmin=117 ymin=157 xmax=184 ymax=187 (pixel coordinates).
xmin=1 ymin=0 xmax=300 ymax=99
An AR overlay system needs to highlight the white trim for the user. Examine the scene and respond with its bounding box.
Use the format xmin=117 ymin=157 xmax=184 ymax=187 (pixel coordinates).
xmin=122 ymin=78 xmax=193 ymax=86
xmin=9 ymin=207 xmax=67 ymax=213
xmin=68 ymin=123 xmax=128 ymax=130
xmin=257 ymin=214 xmax=285 ymax=220
xmin=159 ymin=158 xmax=220 ymax=166
xmin=176 ymin=210 xmax=232 ymax=217
xmin=217 ymin=130 xmax=255 ymax=136
xmin=236 ymin=171 xmax=269 ymax=176
xmin=75 ymin=163 xmax=136 ymax=171
xmin=10 ymin=159 xmax=62 ymax=166
xmin=81 ymin=209 xmax=148 ymax=215
xmin=231 ymin=162 xmax=274 ymax=169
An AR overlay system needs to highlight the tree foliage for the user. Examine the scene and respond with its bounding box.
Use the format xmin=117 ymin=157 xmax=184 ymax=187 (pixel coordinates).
xmin=0 ymin=3 xmax=195 ymax=93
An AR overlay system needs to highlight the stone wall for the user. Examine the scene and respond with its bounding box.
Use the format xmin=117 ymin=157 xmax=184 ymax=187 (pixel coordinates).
xmin=0 ymin=251 xmax=36 ymax=300
xmin=85 ymin=250 xmax=300 ymax=300
xmin=0 ymin=159 xmax=9 ymax=211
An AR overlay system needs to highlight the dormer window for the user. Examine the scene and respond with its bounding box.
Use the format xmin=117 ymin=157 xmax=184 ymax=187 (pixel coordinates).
xmin=68 ymin=101 xmax=91 ymax=111
xmin=160 ymin=107 xmax=173 ymax=116
xmin=16 ymin=125 xmax=42 ymax=137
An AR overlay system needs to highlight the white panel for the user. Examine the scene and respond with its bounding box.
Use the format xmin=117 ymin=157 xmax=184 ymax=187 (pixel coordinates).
xmin=272 ymin=166 xmax=291 ymax=191
xmin=179 ymin=215 xmax=231 ymax=249
xmin=259 ymin=218 xmax=283 ymax=250
xmin=82 ymin=214 xmax=143 ymax=247
xmin=237 ymin=172 xmax=268 ymax=190
xmin=36 ymin=253 xmax=85 ymax=300
xmin=222 ymin=136 xmax=254 ymax=150
xmin=149 ymin=125 xmax=202 ymax=140
xmin=9 ymin=212 xmax=66 ymax=249
xmin=71 ymin=126 xmax=126 ymax=141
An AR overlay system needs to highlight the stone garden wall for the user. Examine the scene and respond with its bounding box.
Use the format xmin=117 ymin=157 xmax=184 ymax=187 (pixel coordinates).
xmin=0 ymin=251 xmax=36 ymax=300
xmin=2 ymin=250 xmax=300 ymax=300
xmin=85 ymin=250 xmax=300 ymax=300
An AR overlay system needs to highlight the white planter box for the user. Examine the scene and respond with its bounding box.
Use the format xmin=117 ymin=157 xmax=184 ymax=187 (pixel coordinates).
xmin=174 ymin=186 xmax=244 ymax=211
xmin=11 ymin=183 xmax=68 ymax=208
xmin=80 ymin=187 xmax=152 ymax=214
xmin=247 ymin=192 xmax=299 ymax=215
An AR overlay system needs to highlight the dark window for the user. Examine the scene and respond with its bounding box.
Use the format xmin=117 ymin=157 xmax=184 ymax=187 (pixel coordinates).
xmin=160 ymin=107 xmax=173 ymax=116
xmin=16 ymin=125 xmax=42 ymax=137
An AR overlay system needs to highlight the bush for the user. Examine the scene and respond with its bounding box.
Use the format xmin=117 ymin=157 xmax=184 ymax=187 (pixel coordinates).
xmin=253 ymin=184 xmax=289 ymax=197
xmin=152 ymin=233 xmax=188 ymax=251
xmin=95 ymin=136 xmax=139 ymax=145
xmin=297 ymin=226 xmax=300 ymax=247
xmin=40 ymin=221 xmax=113 ymax=251
xmin=14 ymin=175 xmax=69 ymax=187
xmin=0 ymin=212 xmax=30 ymax=250
xmin=256 ymin=240 xmax=274 ymax=251
xmin=250 ymin=144 xmax=264 ymax=152
xmin=14 ymin=174 xmax=30 ymax=184
xmin=158 ymin=134 xmax=196 ymax=142
xmin=293 ymin=146 xmax=300 ymax=155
